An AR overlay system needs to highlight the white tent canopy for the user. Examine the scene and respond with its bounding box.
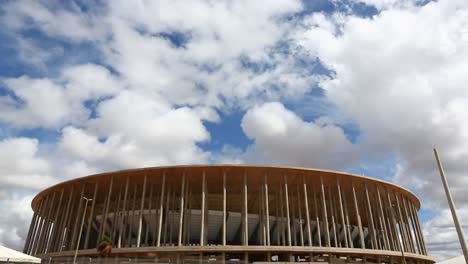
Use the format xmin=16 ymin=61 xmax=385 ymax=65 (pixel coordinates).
xmin=0 ymin=246 xmax=41 ymax=263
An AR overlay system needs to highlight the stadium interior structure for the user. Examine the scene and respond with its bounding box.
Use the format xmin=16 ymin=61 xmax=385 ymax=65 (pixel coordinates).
xmin=24 ymin=165 xmax=435 ymax=263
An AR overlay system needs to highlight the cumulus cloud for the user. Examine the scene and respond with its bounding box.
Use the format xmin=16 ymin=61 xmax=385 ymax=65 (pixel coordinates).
xmin=295 ymin=0 xmax=468 ymax=258
xmin=423 ymin=207 xmax=468 ymax=260
xmin=0 ymin=138 xmax=52 ymax=251
xmin=101 ymin=0 xmax=315 ymax=110
xmin=0 ymin=0 xmax=323 ymax=251
xmin=0 ymin=194 xmax=35 ymax=251
xmin=241 ymin=102 xmax=355 ymax=169
xmin=0 ymin=138 xmax=53 ymax=190
xmin=0 ymin=77 xmax=73 ymax=128
xmin=108 ymin=0 xmax=302 ymax=62
xmin=2 ymin=0 xmax=107 ymax=42
xmin=57 ymin=90 xmax=212 ymax=174
xmin=1 ymin=0 xmax=467 ymax=259
xmin=353 ymin=0 xmax=421 ymax=10
xmin=0 ymin=64 xmax=122 ymax=129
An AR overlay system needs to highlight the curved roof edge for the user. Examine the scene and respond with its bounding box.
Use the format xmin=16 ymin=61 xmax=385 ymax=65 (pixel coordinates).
xmin=31 ymin=164 xmax=421 ymax=209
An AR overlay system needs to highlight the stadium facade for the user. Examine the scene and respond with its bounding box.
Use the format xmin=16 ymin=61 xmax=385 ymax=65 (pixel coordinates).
xmin=23 ymin=165 xmax=435 ymax=263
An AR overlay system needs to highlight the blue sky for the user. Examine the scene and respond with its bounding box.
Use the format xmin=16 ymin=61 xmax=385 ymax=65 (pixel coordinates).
xmin=1 ymin=0 xmax=468 ymax=260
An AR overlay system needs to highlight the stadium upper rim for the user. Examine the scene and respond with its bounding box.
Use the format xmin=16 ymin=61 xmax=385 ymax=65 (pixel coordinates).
xmin=31 ymin=164 xmax=421 ymax=210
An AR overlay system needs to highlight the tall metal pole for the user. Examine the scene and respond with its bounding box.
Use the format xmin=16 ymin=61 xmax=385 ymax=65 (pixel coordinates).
xmin=73 ymin=197 xmax=92 ymax=264
xmin=434 ymin=148 xmax=468 ymax=263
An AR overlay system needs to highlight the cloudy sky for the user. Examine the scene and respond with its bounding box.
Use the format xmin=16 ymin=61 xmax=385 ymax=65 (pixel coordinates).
xmin=1 ymin=0 xmax=468 ymax=260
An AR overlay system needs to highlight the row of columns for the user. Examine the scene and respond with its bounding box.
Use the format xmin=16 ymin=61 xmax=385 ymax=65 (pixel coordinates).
xmin=24 ymin=171 xmax=428 ymax=258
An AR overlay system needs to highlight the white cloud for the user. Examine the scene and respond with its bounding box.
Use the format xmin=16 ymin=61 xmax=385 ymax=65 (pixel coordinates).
xmin=0 ymin=77 xmax=71 ymax=128
xmin=0 ymin=0 xmax=314 ymax=253
xmin=0 ymin=138 xmax=53 ymax=190
xmin=108 ymin=0 xmax=302 ymax=62
xmin=57 ymin=90 xmax=211 ymax=172
xmin=241 ymin=102 xmax=355 ymax=169
xmin=0 ymin=138 xmax=52 ymax=251
xmin=2 ymin=0 xmax=316 ymax=119
xmin=352 ymin=0 xmax=418 ymax=10
xmin=295 ymin=0 xmax=468 ymax=258
xmin=423 ymin=207 xmax=468 ymax=260
xmin=2 ymin=0 xmax=467 ymax=259
xmin=0 ymin=194 xmax=34 ymax=251
xmin=0 ymin=64 xmax=122 ymax=129
xmin=2 ymin=1 xmax=108 ymax=42
xmin=99 ymin=0 xmax=314 ymax=112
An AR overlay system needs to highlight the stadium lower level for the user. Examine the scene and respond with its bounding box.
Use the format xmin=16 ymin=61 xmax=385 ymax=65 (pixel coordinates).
xmin=24 ymin=165 xmax=435 ymax=263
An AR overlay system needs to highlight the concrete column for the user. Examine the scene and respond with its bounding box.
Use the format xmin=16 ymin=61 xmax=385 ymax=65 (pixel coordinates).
xmin=84 ymin=182 xmax=98 ymax=249
xmin=178 ymin=173 xmax=186 ymax=246
xmin=184 ymin=188 xmax=192 ymax=245
xmin=137 ymin=175 xmax=148 ymax=247
xmin=29 ymin=198 xmax=45 ymax=255
xmin=157 ymin=173 xmax=166 ymax=247
xmin=184 ymin=179 xmax=191 ymax=245
xmin=128 ymin=184 xmax=138 ymax=247
xmin=200 ymin=171 xmax=207 ymax=246
xmin=386 ymin=188 xmax=400 ymax=252
xmin=352 ymin=182 xmax=365 ymax=249
xmin=372 ymin=189 xmax=385 ymax=250
xmin=98 ymin=177 xmax=114 ymax=241
xmin=118 ymin=177 xmax=130 ymax=248
xmin=402 ymin=196 xmax=417 ymax=253
xmin=320 ymin=176 xmax=330 ymax=247
xmin=377 ymin=186 xmax=391 ymax=251
xmin=279 ymin=184 xmax=285 ymax=245
xmin=32 ymin=196 xmax=48 ymax=255
xmin=111 ymin=186 xmax=123 ymax=246
xmin=264 ymin=174 xmax=270 ymax=246
xmin=284 ymin=174 xmax=292 ymax=246
xmin=297 ymin=185 xmax=304 ymax=246
xmin=409 ymin=197 xmax=424 ymax=254
xmin=162 ymin=186 xmax=171 ymax=245
xmin=337 ymin=178 xmax=348 ymax=248
xmin=119 ymin=177 xmax=129 ymax=248
xmin=411 ymin=201 xmax=427 ymax=255
xmin=365 ymin=183 xmax=378 ymax=248
xmin=223 ymin=171 xmax=227 ymax=246
xmin=24 ymin=199 xmax=41 ymax=254
xmin=275 ymin=192 xmax=280 ymax=245
xmin=243 ymin=171 xmax=249 ymax=246
xmin=39 ymin=192 xmax=56 ymax=254
xmin=394 ymin=193 xmax=409 ymax=252
xmin=313 ymin=186 xmax=321 ymax=247
xmin=65 ymin=191 xmax=81 ymax=250
xmin=342 ymin=186 xmax=353 ymax=248
xmin=152 ymin=182 xmax=161 ymax=246
xmin=145 ymin=182 xmax=154 ymax=246
xmin=59 ymin=186 xmax=74 ymax=252
xmin=406 ymin=198 xmax=422 ymax=254
xmin=260 ymin=186 xmax=266 ymax=245
xmin=399 ymin=194 xmax=415 ymax=253
xmin=33 ymin=199 xmax=48 ymax=254
xmin=169 ymin=190 xmax=176 ymax=245
xmin=71 ymin=185 xmax=85 ymax=250
xmin=329 ymin=187 xmax=338 ymax=247
xmin=291 ymin=186 xmax=297 ymax=246
xmin=46 ymin=188 xmax=64 ymax=253
xmin=302 ymin=176 xmax=312 ymax=247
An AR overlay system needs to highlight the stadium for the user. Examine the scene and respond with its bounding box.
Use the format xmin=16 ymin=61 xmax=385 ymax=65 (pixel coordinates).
xmin=23 ymin=165 xmax=435 ymax=263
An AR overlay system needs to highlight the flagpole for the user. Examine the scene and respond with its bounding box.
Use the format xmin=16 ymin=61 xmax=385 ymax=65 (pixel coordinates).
xmin=434 ymin=148 xmax=468 ymax=263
